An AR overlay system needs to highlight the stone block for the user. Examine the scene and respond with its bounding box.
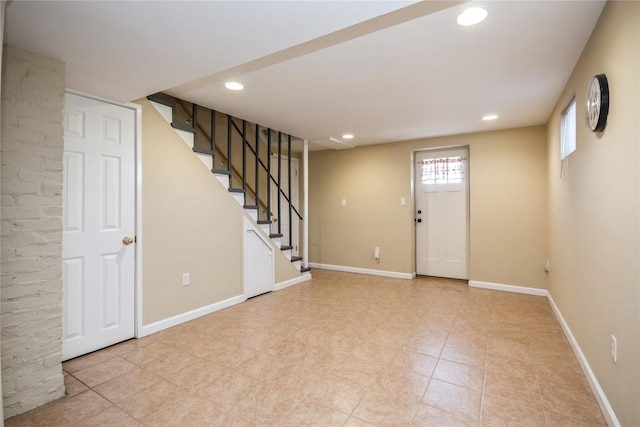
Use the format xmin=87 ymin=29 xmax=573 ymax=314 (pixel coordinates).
xmin=1 ymin=45 xmax=65 ymax=417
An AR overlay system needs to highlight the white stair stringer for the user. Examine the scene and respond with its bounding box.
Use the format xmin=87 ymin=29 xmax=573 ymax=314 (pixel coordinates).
xmin=230 ymin=192 xmax=245 ymax=206
xmin=153 ymin=101 xmax=173 ymax=123
xmin=149 ymin=99 xmax=308 ymax=276
xmin=245 ymin=208 xmax=258 ymax=222
xmin=213 ymin=173 xmax=229 ymax=188
xmin=196 ymin=153 xmax=213 ymax=170
xmin=259 ymin=223 xmax=270 ymax=235
xmin=176 ymin=129 xmax=194 ymax=149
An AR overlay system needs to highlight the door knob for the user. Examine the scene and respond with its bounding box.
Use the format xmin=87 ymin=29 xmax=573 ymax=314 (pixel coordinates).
xmin=122 ymin=236 xmax=134 ymax=245
xmin=417 ymin=210 xmax=422 ymax=214
xmin=416 ymin=218 xmax=422 ymax=223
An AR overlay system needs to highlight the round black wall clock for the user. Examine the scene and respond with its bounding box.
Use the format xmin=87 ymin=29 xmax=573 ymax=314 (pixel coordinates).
xmin=586 ymin=73 xmax=609 ymax=132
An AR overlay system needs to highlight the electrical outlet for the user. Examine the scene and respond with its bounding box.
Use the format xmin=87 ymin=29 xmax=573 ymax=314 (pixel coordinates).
xmin=182 ymin=273 xmax=190 ymax=286
xmin=611 ymin=335 xmax=617 ymax=364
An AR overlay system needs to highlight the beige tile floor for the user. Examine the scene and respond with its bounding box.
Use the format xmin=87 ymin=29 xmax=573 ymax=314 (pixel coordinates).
xmin=7 ymin=270 xmax=607 ymax=426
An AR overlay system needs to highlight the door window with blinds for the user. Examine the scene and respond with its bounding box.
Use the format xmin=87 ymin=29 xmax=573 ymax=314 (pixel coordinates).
xmin=420 ymin=156 xmax=464 ymax=184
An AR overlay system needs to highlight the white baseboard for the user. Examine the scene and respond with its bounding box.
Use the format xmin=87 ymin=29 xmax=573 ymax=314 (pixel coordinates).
xmin=140 ymin=273 xmax=312 ymax=337
xmin=274 ymin=273 xmax=312 ymax=291
xmin=308 ymin=263 xmax=413 ymax=280
xmin=468 ymin=280 xmax=548 ymax=296
xmin=139 ymin=294 xmax=245 ymax=337
xmin=469 ymin=279 xmax=618 ymax=426
xmin=546 ymin=294 xmax=620 ymax=427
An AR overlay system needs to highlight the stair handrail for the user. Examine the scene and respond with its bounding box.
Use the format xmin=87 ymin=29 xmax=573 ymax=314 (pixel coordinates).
xmin=229 ymin=119 xmax=303 ymax=221
xmin=148 ymin=92 xmax=302 ymax=223
xmin=171 ymin=97 xmax=272 ymax=216
xmin=148 ymin=92 xmax=311 ymax=267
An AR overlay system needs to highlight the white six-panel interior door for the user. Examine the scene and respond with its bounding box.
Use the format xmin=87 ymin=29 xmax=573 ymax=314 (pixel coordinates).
xmin=415 ymin=148 xmax=469 ymax=280
xmin=62 ymin=93 xmax=136 ymax=360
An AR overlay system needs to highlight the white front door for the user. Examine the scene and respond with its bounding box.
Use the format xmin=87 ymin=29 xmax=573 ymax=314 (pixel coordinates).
xmin=270 ymin=155 xmax=300 ymax=256
xmin=62 ymin=93 xmax=136 ymax=360
xmin=415 ymin=148 xmax=469 ymax=279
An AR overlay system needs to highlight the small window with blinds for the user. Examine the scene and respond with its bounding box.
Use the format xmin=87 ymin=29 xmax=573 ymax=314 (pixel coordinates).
xmin=561 ymin=98 xmax=576 ymax=159
xmin=420 ymin=156 xmax=464 ymax=184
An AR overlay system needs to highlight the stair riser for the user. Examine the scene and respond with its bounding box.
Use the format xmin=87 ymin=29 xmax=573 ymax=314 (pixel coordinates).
xmin=246 ymin=209 xmax=258 ymax=221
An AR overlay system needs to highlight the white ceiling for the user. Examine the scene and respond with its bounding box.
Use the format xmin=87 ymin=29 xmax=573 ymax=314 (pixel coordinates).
xmin=5 ymin=1 xmax=605 ymax=151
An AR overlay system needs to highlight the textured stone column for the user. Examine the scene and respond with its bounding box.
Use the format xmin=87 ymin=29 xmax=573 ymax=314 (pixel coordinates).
xmin=1 ymin=44 xmax=66 ymax=417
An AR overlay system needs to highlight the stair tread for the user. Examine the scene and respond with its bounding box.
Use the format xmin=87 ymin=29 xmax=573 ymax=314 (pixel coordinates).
xmin=171 ymin=122 xmax=195 ymax=133
xmin=280 ymin=245 xmax=293 ymax=251
xmin=300 ymin=266 xmax=312 ymax=273
xmin=193 ymin=147 xmax=215 ymax=155
xmin=243 ymin=205 xmax=258 ymax=210
xmin=291 ymin=256 xmax=303 ymax=262
xmin=229 ymin=188 xmax=245 ymax=194
xmin=212 ymin=169 xmax=231 ymax=176
xmin=269 ymin=233 xmax=282 ymax=238
xmin=147 ymin=93 xmax=176 ymax=107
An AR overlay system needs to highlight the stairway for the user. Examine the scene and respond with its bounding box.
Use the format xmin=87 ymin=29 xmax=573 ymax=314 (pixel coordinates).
xmin=147 ymin=93 xmax=310 ymax=274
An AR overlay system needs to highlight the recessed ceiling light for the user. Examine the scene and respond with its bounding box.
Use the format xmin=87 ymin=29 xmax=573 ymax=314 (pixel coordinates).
xmin=483 ymin=114 xmax=499 ymax=121
xmin=225 ymin=81 xmax=244 ymax=91
xmin=342 ymin=134 xmax=354 ymax=139
xmin=457 ymin=7 xmax=488 ymax=26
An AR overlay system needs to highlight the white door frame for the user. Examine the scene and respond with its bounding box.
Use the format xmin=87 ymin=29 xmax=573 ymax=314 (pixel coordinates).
xmin=412 ymin=145 xmax=470 ymax=278
xmin=64 ymin=90 xmax=143 ymax=340
xmin=270 ymin=154 xmax=300 ymax=255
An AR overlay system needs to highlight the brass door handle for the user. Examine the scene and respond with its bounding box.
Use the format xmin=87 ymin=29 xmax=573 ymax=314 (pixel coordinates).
xmin=122 ymin=236 xmax=134 ymax=245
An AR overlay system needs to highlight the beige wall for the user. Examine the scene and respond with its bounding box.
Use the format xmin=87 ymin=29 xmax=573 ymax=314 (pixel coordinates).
xmin=309 ymin=125 xmax=548 ymax=289
xmin=546 ymin=2 xmax=639 ymax=425
xmin=139 ymin=98 xmax=245 ymax=325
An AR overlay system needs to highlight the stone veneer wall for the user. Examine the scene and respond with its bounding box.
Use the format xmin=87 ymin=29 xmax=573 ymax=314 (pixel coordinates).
xmin=1 ymin=45 xmax=65 ymax=417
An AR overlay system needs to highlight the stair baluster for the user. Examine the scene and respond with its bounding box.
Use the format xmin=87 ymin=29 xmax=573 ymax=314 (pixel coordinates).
xmin=254 ymin=124 xmax=260 ymax=214
xmin=277 ymin=132 xmax=282 ymax=238
xmin=266 ymin=130 xmax=272 ymax=225
xmin=288 ymin=135 xmax=292 ymax=251
xmin=242 ymin=119 xmax=247 ymax=204
xmin=227 ymin=115 xmax=234 ymax=185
